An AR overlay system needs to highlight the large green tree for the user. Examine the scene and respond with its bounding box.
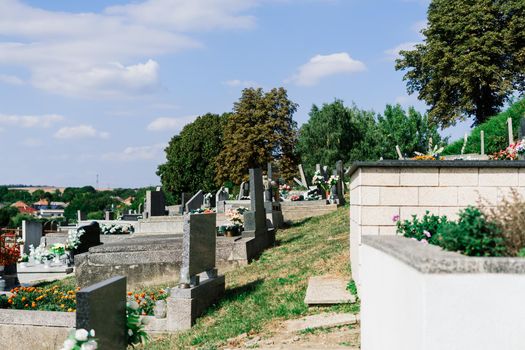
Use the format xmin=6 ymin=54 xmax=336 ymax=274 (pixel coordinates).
xmin=216 ymin=87 xmax=299 ymax=184
xmin=396 ymin=0 xmax=525 ymax=126
xmin=297 ymin=100 xmax=377 ymax=170
xmin=157 ymin=113 xmax=228 ymax=200
xmin=376 ymin=105 xmax=444 ymax=159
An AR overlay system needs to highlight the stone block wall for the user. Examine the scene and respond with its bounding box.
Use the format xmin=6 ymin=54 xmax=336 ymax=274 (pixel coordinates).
xmin=349 ymin=161 xmax=525 ymax=285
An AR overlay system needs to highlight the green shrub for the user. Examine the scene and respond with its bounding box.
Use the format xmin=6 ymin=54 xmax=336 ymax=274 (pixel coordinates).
xmin=442 ymin=99 xmax=525 ymax=156
xmin=396 ymin=211 xmax=449 ymax=244
xmin=397 ymin=207 xmax=506 ymax=257
xmin=438 ymin=207 xmax=505 ymax=257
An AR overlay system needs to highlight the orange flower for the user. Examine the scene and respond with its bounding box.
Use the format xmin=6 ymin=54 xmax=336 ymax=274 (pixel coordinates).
xmin=127 ymin=292 xmax=132 ymax=296
xmin=31 ymin=302 xmax=36 ymax=308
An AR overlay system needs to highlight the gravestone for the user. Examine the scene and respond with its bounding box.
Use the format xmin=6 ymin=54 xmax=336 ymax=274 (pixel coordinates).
xmin=145 ymin=190 xmax=166 ymax=218
xmin=104 ymin=211 xmax=114 ymax=221
xmin=179 ymin=213 xmax=217 ymax=287
xmin=22 ymin=220 xmax=42 ymax=255
xmin=336 ymin=160 xmax=346 ymax=205
xmin=215 ymin=187 xmax=229 ymax=213
xmin=185 ymin=190 xmax=204 ymax=213
xmin=243 ymin=168 xmax=267 ymax=237
xmin=73 ymin=222 xmax=102 ymax=255
xmin=298 ymin=164 xmax=310 ymax=188
xmin=137 ymin=203 xmax=143 ymax=215
xmin=238 ymin=182 xmax=250 ymax=200
xmin=167 ymin=212 xmax=224 ymax=330
xmin=519 ymin=118 xmax=525 ymax=140
xmin=76 ymin=276 xmax=127 ymax=350
xmin=77 ymin=210 xmax=86 ymax=222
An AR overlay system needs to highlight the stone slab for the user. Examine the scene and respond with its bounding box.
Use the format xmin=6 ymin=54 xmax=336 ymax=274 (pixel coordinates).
xmin=363 ymin=235 xmax=525 ymax=274
xmin=304 ymin=276 xmax=356 ymax=305
xmin=284 ymin=312 xmax=359 ymax=332
xmin=182 ymin=213 xmax=216 ymax=277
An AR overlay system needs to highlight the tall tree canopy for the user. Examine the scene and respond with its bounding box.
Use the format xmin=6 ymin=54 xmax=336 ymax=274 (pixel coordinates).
xmin=157 ymin=113 xmax=228 ymax=201
xmin=396 ymin=0 xmax=525 ymax=127
xmin=216 ymin=87 xmax=299 ymax=184
xmin=376 ymin=105 xmax=444 ymax=159
xmin=297 ymin=101 xmax=444 ymax=170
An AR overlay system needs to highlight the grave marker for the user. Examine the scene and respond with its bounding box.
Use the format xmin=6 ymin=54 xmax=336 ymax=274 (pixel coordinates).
xmin=298 ymin=164 xmax=309 ymax=188
xmin=22 ymin=220 xmax=42 ymax=255
xmin=508 ymin=117 xmax=514 ymax=145
xmin=185 ymin=190 xmax=204 ymax=213
xmin=77 ymin=210 xmax=86 ymax=222
xmin=481 ymin=130 xmax=485 ymax=155
xmin=73 ymin=222 xmax=101 ymax=255
xmin=145 ymin=190 xmax=166 ymax=218
xmin=336 ymin=160 xmax=346 ymax=205
xmin=76 ymin=276 xmax=127 ymax=350
xmin=243 ymin=168 xmax=267 ymax=237
xmin=215 ymin=187 xmax=229 ymax=213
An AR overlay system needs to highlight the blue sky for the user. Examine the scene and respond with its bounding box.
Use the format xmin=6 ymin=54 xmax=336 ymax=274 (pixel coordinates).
xmin=0 ymin=0 xmax=471 ymax=188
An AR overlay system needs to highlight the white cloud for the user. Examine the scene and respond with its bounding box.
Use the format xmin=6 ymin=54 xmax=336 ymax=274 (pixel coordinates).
xmin=223 ymin=79 xmax=259 ymax=87
xmin=0 ymin=74 xmax=24 ymax=86
xmin=54 ymin=125 xmax=110 ymax=139
xmin=0 ymin=0 xmax=258 ymax=98
xmin=147 ymin=115 xmax=197 ymax=132
xmin=0 ymin=114 xmax=64 ymax=128
xmin=286 ymin=53 xmax=366 ymax=87
xmin=105 ymin=0 xmax=257 ymax=32
xmin=102 ymin=143 xmax=167 ymax=161
xmin=33 ymin=60 xmax=161 ymax=98
xmin=384 ymin=42 xmax=418 ymax=60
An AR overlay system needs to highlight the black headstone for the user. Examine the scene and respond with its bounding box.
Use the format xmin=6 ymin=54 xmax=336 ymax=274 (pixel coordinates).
xmin=76 ymin=276 xmax=127 ymax=350
xmin=74 ymin=222 xmax=101 ymax=255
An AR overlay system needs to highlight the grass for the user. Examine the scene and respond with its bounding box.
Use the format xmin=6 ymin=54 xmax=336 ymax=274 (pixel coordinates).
xmin=140 ymin=205 xmax=357 ymax=350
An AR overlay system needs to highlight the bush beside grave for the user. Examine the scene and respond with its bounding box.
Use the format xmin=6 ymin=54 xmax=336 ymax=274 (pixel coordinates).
xmin=396 ymin=192 xmax=525 ymax=257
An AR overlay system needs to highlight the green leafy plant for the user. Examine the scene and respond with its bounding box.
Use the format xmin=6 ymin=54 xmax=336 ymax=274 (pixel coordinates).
xmin=395 ymin=211 xmax=448 ymax=244
xmin=437 ymin=207 xmax=505 ymax=257
xmin=126 ymin=301 xmax=150 ymax=346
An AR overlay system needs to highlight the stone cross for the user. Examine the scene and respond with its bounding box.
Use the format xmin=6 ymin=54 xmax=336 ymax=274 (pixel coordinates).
xmin=76 ymin=276 xmax=127 ymax=350
xmin=179 ymin=213 xmax=217 ymax=287
xmin=298 ymin=164 xmax=309 ymax=188
xmin=185 ymin=190 xmax=204 ymax=213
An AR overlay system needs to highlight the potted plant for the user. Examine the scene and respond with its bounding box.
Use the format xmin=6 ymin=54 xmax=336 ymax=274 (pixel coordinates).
xmin=312 ymin=171 xmax=330 ymax=199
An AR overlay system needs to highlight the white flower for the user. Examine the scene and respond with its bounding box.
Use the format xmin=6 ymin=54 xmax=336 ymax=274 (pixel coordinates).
xmin=141 ymin=317 xmax=150 ymax=325
xmin=128 ymin=329 xmax=134 ymax=336
xmin=89 ymin=329 xmax=96 ymax=337
xmin=128 ymin=300 xmax=139 ymax=310
xmin=75 ymin=329 xmax=89 ymax=341
xmin=62 ymin=339 xmax=76 ymax=350
xmin=80 ymin=340 xmax=98 ymax=350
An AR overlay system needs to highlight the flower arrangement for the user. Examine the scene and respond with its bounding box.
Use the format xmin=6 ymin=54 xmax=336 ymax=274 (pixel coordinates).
xmin=226 ymin=207 xmax=248 ymax=226
xmin=312 ymin=171 xmax=329 ymax=192
xmin=328 ymin=175 xmax=339 ymax=187
xmin=50 ymin=243 xmax=66 ymax=257
xmin=190 ymin=208 xmax=216 ymax=214
xmin=126 ymin=299 xmax=150 ymax=346
xmin=66 ymin=228 xmax=85 ymax=251
xmin=412 ymin=138 xmax=444 ymax=160
xmin=1 ymin=285 xmax=78 ymax=312
xmin=279 ymin=184 xmax=291 ymax=199
xmin=100 ymin=224 xmax=134 ymax=235
xmin=290 ymin=195 xmax=303 ymax=201
xmin=60 ymin=329 xmax=97 ymax=350
xmin=490 ymin=139 xmax=525 ymax=160
xmin=0 ymin=235 xmax=20 ymax=266
xmin=126 ymin=288 xmax=169 ymax=316
xmin=28 ymin=243 xmax=68 ymax=264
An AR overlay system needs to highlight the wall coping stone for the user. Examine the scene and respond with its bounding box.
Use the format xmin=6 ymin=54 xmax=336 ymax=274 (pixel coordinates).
xmin=362 ymin=235 xmax=525 ymax=274
xmin=348 ymin=160 xmax=525 ymax=177
xmin=0 ymin=309 xmax=75 ymax=327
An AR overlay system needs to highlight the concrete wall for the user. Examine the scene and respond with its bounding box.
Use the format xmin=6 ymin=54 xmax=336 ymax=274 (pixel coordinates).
xmin=0 ymin=309 xmax=73 ymax=349
xmin=350 ymin=162 xmax=525 ymax=285
xmin=361 ymin=236 xmax=525 ymax=350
